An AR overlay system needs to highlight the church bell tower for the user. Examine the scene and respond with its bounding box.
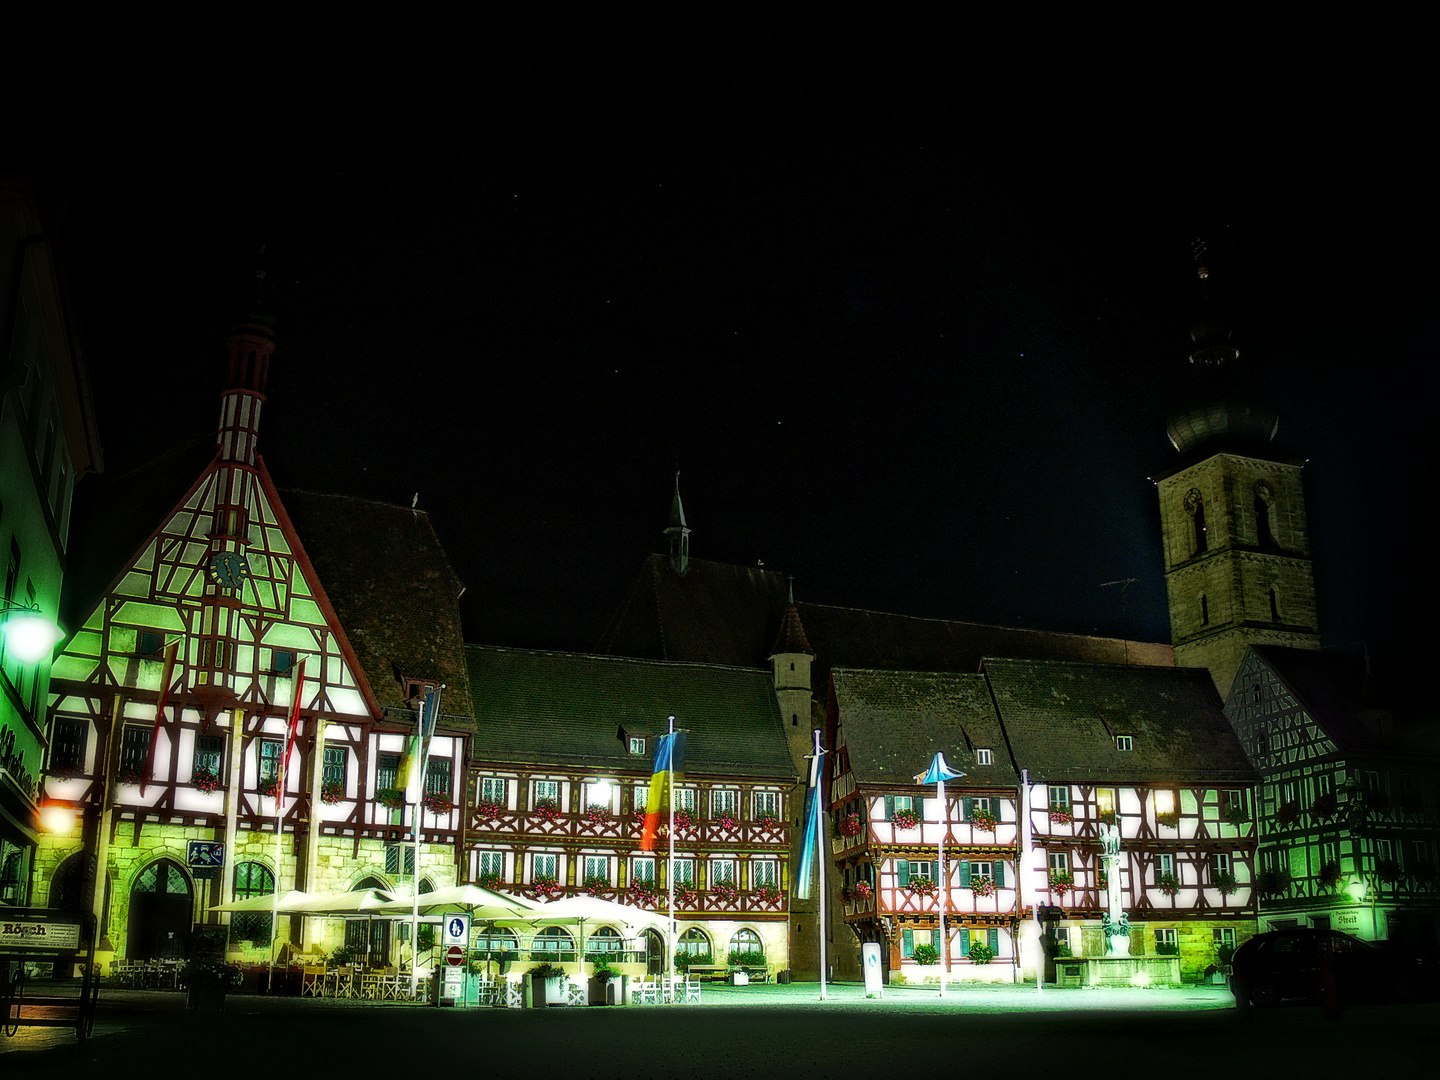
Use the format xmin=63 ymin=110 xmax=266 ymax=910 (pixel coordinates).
xmin=1155 ymin=241 xmax=1321 ymax=699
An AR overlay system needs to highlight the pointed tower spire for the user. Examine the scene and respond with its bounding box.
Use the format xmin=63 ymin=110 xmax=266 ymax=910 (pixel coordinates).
xmin=664 ymin=471 xmax=691 ymax=576
xmin=217 ymin=260 xmax=275 ymax=465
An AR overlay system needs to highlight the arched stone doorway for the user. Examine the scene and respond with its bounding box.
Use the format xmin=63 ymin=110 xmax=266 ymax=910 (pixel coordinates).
xmin=127 ymin=859 xmax=193 ymax=960
xmin=342 ymin=875 xmax=391 ymax=966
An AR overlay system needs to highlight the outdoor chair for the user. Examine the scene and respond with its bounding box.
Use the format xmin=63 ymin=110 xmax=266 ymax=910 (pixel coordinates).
xmin=565 ymin=978 xmax=586 ymax=1007
xmin=301 ymin=964 xmax=326 ymax=997
xmin=632 ymin=977 xmax=658 ymax=1005
xmin=684 ymin=974 xmax=702 ymax=1004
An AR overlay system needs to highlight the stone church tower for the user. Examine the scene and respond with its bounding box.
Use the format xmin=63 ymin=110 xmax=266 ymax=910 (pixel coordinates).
xmin=1155 ymin=244 xmax=1320 ymax=699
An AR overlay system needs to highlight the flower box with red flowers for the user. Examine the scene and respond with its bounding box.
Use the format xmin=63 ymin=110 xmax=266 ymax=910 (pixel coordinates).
xmin=906 ymin=875 xmax=937 ymax=897
xmin=850 ymin=881 xmax=872 ymax=904
xmin=423 ymin=791 xmax=455 ymax=814
xmin=1156 ymin=872 xmax=1180 ymax=897
xmin=583 ymin=804 xmax=611 ymax=826
xmin=116 ymin=767 xmax=145 ymax=788
xmin=258 ymin=776 xmax=282 ymax=798
xmin=374 ymin=786 xmax=405 ymax=809
xmin=1048 ymin=871 xmax=1074 ymax=894
xmin=970 ymin=808 xmax=998 ymax=832
xmin=757 ymin=885 xmax=783 ymax=905
xmin=1311 ymin=792 xmax=1338 ymax=821
xmin=1155 ymin=811 xmax=1179 ymax=830
xmin=473 ymin=799 xmax=504 ymax=822
xmin=320 ymin=779 xmax=346 ymax=805
xmin=628 ymin=884 xmax=659 ymax=907
xmin=532 ymin=874 xmax=562 ymax=900
xmin=533 ymin=798 xmax=562 ymax=823
xmin=675 ymin=886 xmax=699 ymax=908
xmin=970 ymin=876 xmax=997 ymax=898
xmin=891 ymin=809 xmax=919 ymax=830
xmin=713 ymin=813 xmax=738 ymax=831
xmin=478 ymin=871 xmax=503 ymax=889
xmin=838 ymin=813 xmax=863 ymax=837
xmin=583 ymin=874 xmax=609 ymax=897
xmin=192 ymin=769 xmax=222 ymax=794
xmin=1048 ymin=809 xmax=1073 ymax=826
xmin=756 ymin=814 xmax=783 ymax=832
xmin=673 ymin=809 xmax=695 ymax=832
xmin=711 ymin=882 xmax=738 ymax=904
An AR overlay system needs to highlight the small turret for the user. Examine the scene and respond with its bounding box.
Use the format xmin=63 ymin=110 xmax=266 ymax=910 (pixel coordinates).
xmin=664 ymin=472 xmax=691 ymax=576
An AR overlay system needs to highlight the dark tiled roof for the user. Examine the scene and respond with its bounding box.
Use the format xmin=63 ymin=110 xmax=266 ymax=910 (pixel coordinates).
xmin=1246 ymin=646 xmax=1394 ymax=753
xmin=283 ymin=490 xmax=473 ymax=718
xmin=466 ymin=645 xmax=795 ymax=778
xmin=832 ymin=669 xmax=1018 ymax=788
xmin=596 ymin=554 xmax=789 ymax=667
xmin=983 ymin=657 xmax=1256 ymax=784
xmin=797 ymin=603 xmax=1174 ymax=675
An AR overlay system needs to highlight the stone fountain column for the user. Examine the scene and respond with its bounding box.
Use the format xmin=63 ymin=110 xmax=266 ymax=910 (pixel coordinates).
xmin=1098 ymin=821 xmax=1131 ymax=956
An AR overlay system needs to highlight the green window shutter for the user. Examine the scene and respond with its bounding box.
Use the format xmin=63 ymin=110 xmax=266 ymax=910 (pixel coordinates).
xmin=994 ymin=861 xmax=1005 ymax=887
xmin=898 ymin=860 xmax=910 ymax=886
xmin=931 ymin=862 xmax=940 ymax=881
xmin=959 ymin=861 xmax=971 ymax=887
xmin=958 ymin=933 xmax=970 ymax=958
xmin=963 ymin=796 xmax=974 ymax=821
xmin=884 ymin=795 xmax=895 ymax=820
xmin=988 ymin=928 xmax=1000 ymax=953
xmin=902 ymin=929 xmax=914 ymax=958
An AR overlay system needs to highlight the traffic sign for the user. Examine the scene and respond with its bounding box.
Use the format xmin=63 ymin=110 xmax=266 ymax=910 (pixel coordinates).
xmin=187 ymin=840 xmax=224 ymax=868
xmin=446 ymin=945 xmax=465 ymax=966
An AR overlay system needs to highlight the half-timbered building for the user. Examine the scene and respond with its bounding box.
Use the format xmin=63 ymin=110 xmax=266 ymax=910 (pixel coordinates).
xmin=465 ymin=645 xmax=797 ymax=974
xmin=33 ymin=313 xmax=473 ymax=968
xmin=985 ymin=657 xmax=1261 ymax=982
xmin=1225 ymin=645 xmax=1440 ymax=944
xmin=828 ymin=669 xmax=1022 ymax=983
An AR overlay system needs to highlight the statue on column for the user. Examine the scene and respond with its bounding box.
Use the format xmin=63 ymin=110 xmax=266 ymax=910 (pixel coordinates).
xmin=1098 ymin=820 xmax=1131 ymax=956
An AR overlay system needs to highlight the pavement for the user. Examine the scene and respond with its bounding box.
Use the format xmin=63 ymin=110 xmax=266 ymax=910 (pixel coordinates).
xmin=5 ymin=978 xmax=1437 ymax=1078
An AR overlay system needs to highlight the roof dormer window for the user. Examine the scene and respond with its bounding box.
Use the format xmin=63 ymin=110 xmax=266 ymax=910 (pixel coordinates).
xmin=976 ymin=748 xmax=993 ymax=765
xmin=1115 ymin=735 xmax=1134 ymax=752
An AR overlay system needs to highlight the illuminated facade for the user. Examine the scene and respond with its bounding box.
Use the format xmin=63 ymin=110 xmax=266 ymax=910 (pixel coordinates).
xmin=33 ymin=312 xmax=472 ymax=967
xmin=464 ymin=645 xmax=796 ymax=973
xmin=1 ymin=175 xmax=103 ymax=906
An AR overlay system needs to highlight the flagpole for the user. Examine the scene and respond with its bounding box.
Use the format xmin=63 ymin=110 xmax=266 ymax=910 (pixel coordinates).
xmin=666 ymin=713 xmax=676 ymax=1004
xmin=814 ymin=730 xmax=828 ymax=1002
xmin=937 ymin=772 xmax=947 ymax=999
xmin=1023 ymin=768 xmax=1041 ymax=995
xmin=410 ymin=685 xmax=441 ymax=999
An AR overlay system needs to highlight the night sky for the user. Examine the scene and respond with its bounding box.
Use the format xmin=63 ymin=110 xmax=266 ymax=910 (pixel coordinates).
xmin=13 ymin=50 xmax=1436 ymax=688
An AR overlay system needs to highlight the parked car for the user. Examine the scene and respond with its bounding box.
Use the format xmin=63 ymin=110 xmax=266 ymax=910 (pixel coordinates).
xmin=1231 ymin=929 xmax=1426 ymax=1007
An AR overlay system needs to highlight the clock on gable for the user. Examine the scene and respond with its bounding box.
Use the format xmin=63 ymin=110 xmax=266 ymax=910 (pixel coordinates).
xmin=206 ymin=551 xmax=249 ymax=590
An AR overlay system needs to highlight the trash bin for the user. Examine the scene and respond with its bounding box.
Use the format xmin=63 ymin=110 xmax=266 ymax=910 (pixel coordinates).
xmin=776 ymin=969 xmax=791 ymax=984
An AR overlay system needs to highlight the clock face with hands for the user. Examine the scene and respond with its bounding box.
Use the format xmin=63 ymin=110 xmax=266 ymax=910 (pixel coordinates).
xmin=207 ymin=551 xmax=249 ymax=590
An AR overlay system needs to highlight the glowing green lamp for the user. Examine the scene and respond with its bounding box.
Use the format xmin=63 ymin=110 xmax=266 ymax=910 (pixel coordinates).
xmin=0 ymin=602 xmax=64 ymax=663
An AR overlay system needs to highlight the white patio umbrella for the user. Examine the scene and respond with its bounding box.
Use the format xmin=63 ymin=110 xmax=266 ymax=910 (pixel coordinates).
xmin=210 ymin=889 xmax=311 ymax=913
xmin=498 ymin=895 xmax=668 ymax=967
xmin=370 ymin=883 xmax=543 ymax=920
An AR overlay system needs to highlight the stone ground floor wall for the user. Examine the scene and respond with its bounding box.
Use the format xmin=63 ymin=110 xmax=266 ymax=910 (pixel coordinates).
xmin=33 ymin=825 xmax=457 ymax=973
xmin=678 ymin=918 xmax=789 ymax=976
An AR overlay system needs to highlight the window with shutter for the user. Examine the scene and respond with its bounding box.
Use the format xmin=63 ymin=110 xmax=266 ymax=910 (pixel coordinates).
xmin=897 ymin=860 xmax=910 ymax=886
xmin=994 ymin=861 xmax=1005 ymax=887
xmin=958 ymin=933 xmax=970 ymax=957
xmin=988 ymin=928 xmax=1000 ymax=953
xmin=902 ymin=929 xmax=914 ymax=958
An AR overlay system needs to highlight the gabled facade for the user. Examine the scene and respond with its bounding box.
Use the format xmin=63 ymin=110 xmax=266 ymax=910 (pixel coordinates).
xmin=985 ymin=657 xmax=1261 ymax=982
xmin=1 ymin=175 xmax=102 ymax=905
xmin=1225 ymin=646 xmax=1440 ymax=943
xmin=465 ymin=645 xmax=796 ymax=974
xmin=34 ymin=315 xmax=471 ymax=968
xmin=828 ymin=669 xmax=1021 ymax=983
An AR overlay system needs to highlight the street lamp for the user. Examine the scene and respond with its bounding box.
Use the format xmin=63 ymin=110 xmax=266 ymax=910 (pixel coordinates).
xmin=0 ymin=602 xmax=64 ymax=663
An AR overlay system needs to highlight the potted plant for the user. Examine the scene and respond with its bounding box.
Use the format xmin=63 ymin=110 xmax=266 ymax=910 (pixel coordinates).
xmin=589 ymin=956 xmax=621 ymax=1005
xmin=970 ymin=808 xmax=998 ymax=832
xmin=1255 ymin=867 xmax=1290 ymax=896
xmin=184 ymin=958 xmax=242 ymax=1011
xmin=582 ymin=874 xmax=609 ymax=897
xmin=1049 ymin=808 xmax=1073 ymax=826
xmin=756 ymin=813 xmax=783 ymax=831
xmin=374 ymin=786 xmax=405 ymax=809
xmin=533 ymin=797 xmax=562 ymax=822
xmin=473 ymin=798 xmax=504 ymax=822
xmin=527 ymin=962 xmax=567 ymax=1007
xmin=532 ymin=874 xmax=562 ymax=900
xmin=258 ymin=775 xmax=281 ymax=798
xmin=673 ymin=809 xmax=695 ymax=831
xmin=583 ymin=803 xmax=611 ymax=825
xmin=116 ymin=766 xmax=145 ymax=787
xmin=1275 ymin=801 xmax=1301 ymax=826
xmin=1156 ymin=872 xmax=1181 ymax=897
xmin=628 ymin=883 xmax=659 ymax=907
xmin=478 ymin=870 xmax=504 ymax=889
xmin=711 ymin=881 xmax=738 ymax=904
xmin=1048 ymin=870 xmax=1074 ymax=895
xmin=912 ymin=943 xmax=939 ymax=965
xmin=906 ymin=875 xmax=937 ymax=897
xmin=1318 ymin=861 xmax=1344 ymax=891
xmin=1222 ymin=802 xmax=1249 ymax=826
xmin=423 ymin=790 xmax=455 ymax=814
xmin=675 ymin=886 xmax=699 ymax=908
xmin=849 ymin=881 xmax=872 ymax=905
xmin=714 ymin=812 xmax=739 ymax=831
xmin=892 ymin=808 xmax=919 ymax=830
xmin=192 ymin=768 xmax=222 ymax=794
xmin=838 ymin=813 xmax=863 ymax=836
xmin=970 ymin=877 xmax=997 ymax=898
xmin=1098 ymin=810 xmax=1118 ymax=827
xmin=968 ymin=941 xmax=995 ymax=965
xmin=1154 ymin=938 xmax=1179 ymax=956
xmin=320 ymin=779 xmax=346 ymax=804
xmin=757 ymin=884 xmax=783 ymax=905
